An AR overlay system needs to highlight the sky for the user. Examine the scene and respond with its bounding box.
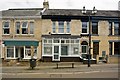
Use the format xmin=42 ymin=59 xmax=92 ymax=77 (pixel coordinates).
xmin=0 ymin=0 xmax=119 ymax=11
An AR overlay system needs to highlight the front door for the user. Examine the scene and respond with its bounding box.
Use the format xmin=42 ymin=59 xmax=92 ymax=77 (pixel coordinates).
xmin=52 ymin=45 xmax=60 ymax=61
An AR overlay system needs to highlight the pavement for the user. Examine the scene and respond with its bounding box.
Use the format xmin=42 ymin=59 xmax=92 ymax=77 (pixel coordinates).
xmin=1 ymin=63 xmax=120 ymax=78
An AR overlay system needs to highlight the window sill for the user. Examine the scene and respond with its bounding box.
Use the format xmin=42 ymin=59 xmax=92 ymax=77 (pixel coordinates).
xmin=91 ymin=34 xmax=99 ymax=36
xmin=108 ymin=35 xmax=120 ymax=36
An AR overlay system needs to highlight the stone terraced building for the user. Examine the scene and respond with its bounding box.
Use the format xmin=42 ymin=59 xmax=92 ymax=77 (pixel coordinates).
xmin=0 ymin=1 xmax=120 ymax=63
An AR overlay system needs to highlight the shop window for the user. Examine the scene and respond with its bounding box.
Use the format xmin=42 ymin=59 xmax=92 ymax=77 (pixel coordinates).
xmin=71 ymin=44 xmax=79 ymax=55
xmin=34 ymin=47 xmax=37 ymax=58
xmin=114 ymin=42 xmax=120 ymax=55
xmin=61 ymin=46 xmax=68 ymax=55
xmin=44 ymin=44 xmax=52 ymax=55
xmin=25 ymin=46 xmax=31 ymax=58
xmin=74 ymin=48 xmax=79 ymax=54
xmin=3 ymin=21 xmax=10 ymax=34
xmin=7 ymin=47 xmax=14 ymax=58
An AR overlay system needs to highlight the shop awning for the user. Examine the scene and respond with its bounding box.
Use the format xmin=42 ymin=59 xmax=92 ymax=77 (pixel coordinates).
xmin=4 ymin=40 xmax=39 ymax=46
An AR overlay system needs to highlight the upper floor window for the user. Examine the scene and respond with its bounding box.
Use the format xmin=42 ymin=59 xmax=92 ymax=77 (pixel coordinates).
xmin=52 ymin=21 xmax=70 ymax=34
xmin=15 ymin=21 xmax=34 ymax=35
xmin=29 ymin=22 xmax=34 ymax=34
xmin=15 ymin=22 xmax=20 ymax=34
xmin=3 ymin=21 xmax=10 ymax=34
xmin=22 ymin=22 xmax=28 ymax=34
xmin=114 ymin=22 xmax=120 ymax=35
xmin=109 ymin=22 xmax=112 ymax=35
xmin=66 ymin=21 xmax=70 ymax=33
xmin=82 ymin=22 xmax=88 ymax=34
xmin=92 ymin=22 xmax=98 ymax=35
xmin=52 ymin=21 xmax=56 ymax=33
xmin=58 ymin=21 xmax=64 ymax=33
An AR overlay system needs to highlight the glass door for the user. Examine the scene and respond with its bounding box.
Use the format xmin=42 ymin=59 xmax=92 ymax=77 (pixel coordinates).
xmin=53 ymin=45 xmax=60 ymax=61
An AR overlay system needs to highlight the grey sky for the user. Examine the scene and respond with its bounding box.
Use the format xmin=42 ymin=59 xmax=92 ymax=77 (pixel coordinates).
xmin=0 ymin=0 xmax=119 ymax=11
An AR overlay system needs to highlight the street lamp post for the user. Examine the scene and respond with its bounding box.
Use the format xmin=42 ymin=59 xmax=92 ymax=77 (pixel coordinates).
xmin=82 ymin=6 xmax=97 ymax=67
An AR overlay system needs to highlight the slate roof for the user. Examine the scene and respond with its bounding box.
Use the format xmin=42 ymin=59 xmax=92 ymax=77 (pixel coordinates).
xmin=2 ymin=8 xmax=43 ymax=18
xmin=1 ymin=8 xmax=120 ymax=18
xmin=42 ymin=9 xmax=120 ymax=17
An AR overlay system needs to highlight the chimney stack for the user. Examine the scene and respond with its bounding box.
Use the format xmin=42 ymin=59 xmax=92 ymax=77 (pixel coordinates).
xmin=43 ymin=0 xmax=49 ymax=9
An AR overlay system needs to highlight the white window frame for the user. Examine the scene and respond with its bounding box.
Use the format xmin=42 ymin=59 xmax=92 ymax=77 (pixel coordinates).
xmin=21 ymin=21 xmax=28 ymax=34
xmin=6 ymin=46 xmax=16 ymax=59
xmin=3 ymin=21 xmax=10 ymax=35
xmin=24 ymin=46 xmax=31 ymax=59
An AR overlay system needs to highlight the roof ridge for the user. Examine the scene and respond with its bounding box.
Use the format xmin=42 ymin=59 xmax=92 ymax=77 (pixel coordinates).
xmin=9 ymin=8 xmax=43 ymax=10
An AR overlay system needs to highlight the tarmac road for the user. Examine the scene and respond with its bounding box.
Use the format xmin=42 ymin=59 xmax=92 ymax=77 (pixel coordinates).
xmin=1 ymin=63 xmax=120 ymax=78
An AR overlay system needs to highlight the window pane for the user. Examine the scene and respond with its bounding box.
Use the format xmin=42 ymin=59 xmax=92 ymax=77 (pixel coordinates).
xmin=92 ymin=22 xmax=98 ymax=34
xmin=114 ymin=22 xmax=120 ymax=35
xmin=22 ymin=22 xmax=28 ymax=34
xmin=58 ymin=21 xmax=64 ymax=33
xmin=52 ymin=22 xmax=56 ymax=33
xmin=4 ymin=29 xmax=9 ymax=34
xmin=82 ymin=46 xmax=87 ymax=53
xmin=54 ymin=40 xmax=59 ymax=43
xmin=30 ymin=22 xmax=34 ymax=34
xmin=61 ymin=46 xmax=68 ymax=55
xmin=109 ymin=22 xmax=112 ymax=35
xmin=34 ymin=47 xmax=37 ymax=57
xmin=54 ymin=46 xmax=59 ymax=53
xmin=66 ymin=21 xmax=70 ymax=33
xmin=44 ymin=47 xmax=52 ymax=54
xmin=22 ymin=22 xmax=28 ymax=28
xmin=16 ymin=22 xmax=20 ymax=34
xmin=82 ymin=22 xmax=88 ymax=33
xmin=25 ymin=47 xmax=31 ymax=58
xmin=114 ymin=42 xmax=120 ymax=55
xmin=7 ymin=47 xmax=14 ymax=58
xmin=3 ymin=22 xmax=9 ymax=28
xmin=74 ymin=48 xmax=78 ymax=54
xmin=22 ymin=28 xmax=28 ymax=34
